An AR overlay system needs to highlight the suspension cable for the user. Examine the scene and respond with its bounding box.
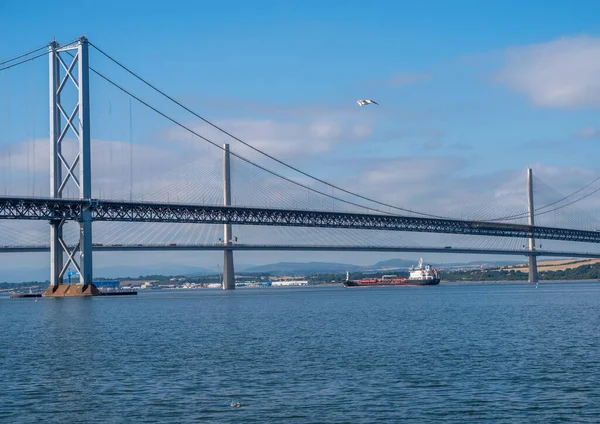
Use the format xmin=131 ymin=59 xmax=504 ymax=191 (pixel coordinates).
xmin=0 ymin=51 xmax=47 ymax=72
xmin=87 ymin=65 xmax=403 ymax=216
xmin=0 ymin=43 xmax=49 ymax=66
xmin=89 ymin=41 xmax=453 ymax=219
xmin=88 ymin=42 xmax=600 ymax=223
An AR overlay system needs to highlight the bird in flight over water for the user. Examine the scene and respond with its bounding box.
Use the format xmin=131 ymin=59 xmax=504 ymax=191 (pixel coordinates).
xmin=357 ymin=99 xmax=378 ymax=106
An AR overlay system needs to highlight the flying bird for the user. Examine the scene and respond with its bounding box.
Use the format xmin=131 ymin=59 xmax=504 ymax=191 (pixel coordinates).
xmin=357 ymin=99 xmax=378 ymax=106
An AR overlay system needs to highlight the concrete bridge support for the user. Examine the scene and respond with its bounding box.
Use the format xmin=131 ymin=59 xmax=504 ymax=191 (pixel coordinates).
xmin=222 ymin=144 xmax=235 ymax=290
xmin=527 ymin=168 xmax=538 ymax=283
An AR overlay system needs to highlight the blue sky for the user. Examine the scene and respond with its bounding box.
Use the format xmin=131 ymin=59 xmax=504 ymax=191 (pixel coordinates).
xmin=1 ymin=0 xmax=599 ymax=164
xmin=1 ymin=0 xmax=600 ymax=279
xmin=3 ymin=0 xmax=598 ymax=167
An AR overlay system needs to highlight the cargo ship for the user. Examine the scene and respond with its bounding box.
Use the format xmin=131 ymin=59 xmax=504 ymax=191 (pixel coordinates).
xmin=344 ymin=258 xmax=440 ymax=287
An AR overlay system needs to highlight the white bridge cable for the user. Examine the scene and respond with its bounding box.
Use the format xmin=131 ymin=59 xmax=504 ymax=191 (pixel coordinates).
xmin=0 ymin=221 xmax=48 ymax=245
xmin=484 ymin=176 xmax=600 ymax=223
xmin=90 ymin=144 xmax=226 ymax=243
xmin=231 ymin=224 xmax=529 ymax=252
xmin=231 ymin=155 xmax=321 ymax=210
xmin=85 ymin=65 xmax=413 ymax=218
xmin=530 ymin=177 xmax=600 ymax=230
xmin=94 ymin=158 xmax=227 ymax=244
xmin=230 ymin=154 xmax=387 ymax=213
xmin=93 ymin=144 xmax=224 ymax=204
xmin=0 ymin=218 xmax=598 ymax=254
xmin=441 ymin=174 xmax=529 ymax=223
xmin=235 ymin=225 xmax=413 ymax=247
xmin=90 ymin=155 xmax=227 ymax=245
xmin=536 ymin=175 xmax=600 ymax=212
xmin=87 ymin=42 xmax=476 ymax=219
xmin=93 ymin=222 xmax=224 ymax=246
xmin=88 ymin=42 xmax=600 ymax=224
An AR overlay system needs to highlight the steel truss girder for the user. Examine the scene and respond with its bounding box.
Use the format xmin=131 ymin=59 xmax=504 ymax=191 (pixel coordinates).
xmin=0 ymin=198 xmax=80 ymax=220
xmin=2 ymin=197 xmax=600 ymax=244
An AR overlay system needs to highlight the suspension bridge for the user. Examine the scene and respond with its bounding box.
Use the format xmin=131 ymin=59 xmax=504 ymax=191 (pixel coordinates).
xmin=2 ymin=36 xmax=600 ymax=294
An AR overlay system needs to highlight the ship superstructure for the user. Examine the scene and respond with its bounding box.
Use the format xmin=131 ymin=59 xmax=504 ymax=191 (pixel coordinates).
xmin=408 ymin=258 xmax=440 ymax=284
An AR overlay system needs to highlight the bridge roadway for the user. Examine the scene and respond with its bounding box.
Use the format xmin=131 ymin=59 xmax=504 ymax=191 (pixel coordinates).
xmin=2 ymin=196 xmax=600 ymax=244
xmin=0 ymin=243 xmax=599 ymax=259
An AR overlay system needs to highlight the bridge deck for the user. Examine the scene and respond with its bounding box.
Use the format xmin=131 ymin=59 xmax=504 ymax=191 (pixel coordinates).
xmin=1 ymin=197 xmax=600 ymax=245
xmin=0 ymin=243 xmax=599 ymax=259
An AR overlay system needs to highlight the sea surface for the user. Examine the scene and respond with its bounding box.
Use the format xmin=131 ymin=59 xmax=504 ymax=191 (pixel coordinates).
xmin=1 ymin=282 xmax=600 ymax=423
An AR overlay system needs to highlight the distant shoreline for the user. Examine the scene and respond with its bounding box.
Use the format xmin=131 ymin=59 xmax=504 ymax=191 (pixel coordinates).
xmin=440 ymin=278 xmax=600 ymax=284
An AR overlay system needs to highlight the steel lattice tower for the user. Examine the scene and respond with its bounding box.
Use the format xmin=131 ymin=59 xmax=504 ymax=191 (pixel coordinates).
xmin=48 ymin=37 xmax=93 ymax=287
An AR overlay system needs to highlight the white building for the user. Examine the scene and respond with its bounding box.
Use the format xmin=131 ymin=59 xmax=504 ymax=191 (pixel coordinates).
xmin=271 ymin=280 xmax=309 ymax=286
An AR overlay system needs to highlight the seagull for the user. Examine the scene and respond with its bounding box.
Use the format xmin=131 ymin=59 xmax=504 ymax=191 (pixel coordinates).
xmin=357 ymin=99 xmax=378 ymax=106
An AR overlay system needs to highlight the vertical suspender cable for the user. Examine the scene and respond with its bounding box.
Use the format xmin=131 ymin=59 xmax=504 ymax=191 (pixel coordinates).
xmin=129 ymin=98 xmax=133 ymax=201
xmin=108 ymin=99 xmax=113 ymax=199
xmin=32 ymin=60 xmax=37 ymax=196
xmin=6 ymin=70 xmax=11 ymax=194
xmin=0 ymin=68 xmax=4 ymax=194
xmin=26 ymin=61 xmax=32 ymax=196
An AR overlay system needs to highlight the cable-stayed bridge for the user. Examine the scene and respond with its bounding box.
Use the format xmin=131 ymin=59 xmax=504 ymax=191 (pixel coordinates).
xmin=2 ymin=37 xmax=600 ymax=291
xmin=2 ymin=243 xmax=600 ymax=260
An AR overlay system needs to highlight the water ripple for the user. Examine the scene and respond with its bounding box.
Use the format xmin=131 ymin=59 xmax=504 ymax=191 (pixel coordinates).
xmin=1 ymin=282 xmax=600 ymax=422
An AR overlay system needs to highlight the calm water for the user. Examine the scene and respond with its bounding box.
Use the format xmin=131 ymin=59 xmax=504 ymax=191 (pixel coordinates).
xmin=1 ymin=282 xmax=600 ymax=423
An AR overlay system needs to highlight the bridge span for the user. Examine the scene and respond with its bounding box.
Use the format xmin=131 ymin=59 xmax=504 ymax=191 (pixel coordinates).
xmin=0 ymin=243 xmax=599 ymax=259
xmin=2 ymin=197 xmax=600 ymax=245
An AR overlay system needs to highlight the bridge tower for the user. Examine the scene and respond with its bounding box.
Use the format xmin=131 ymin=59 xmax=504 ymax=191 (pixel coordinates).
xmin=222 ymin=143 xmax=235 ymax=290
xmin=46 ymin=37 xmax=96 ymax=295
xmin=527 ymin=168 xmax=538 ymax=283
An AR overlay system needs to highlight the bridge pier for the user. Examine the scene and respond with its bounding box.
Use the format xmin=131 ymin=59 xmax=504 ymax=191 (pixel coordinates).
xmin=528 ymin=255 xmax=538 ymax=283
xmin=223 ymin=248 xmax=235 ymax=290
xmin=527 ymin=168 xmax=538 ymax=283
xmin=222 ymin=144 xmax=235 ymax=290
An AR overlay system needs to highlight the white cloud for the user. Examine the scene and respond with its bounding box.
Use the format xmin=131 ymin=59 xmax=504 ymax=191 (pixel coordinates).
xmin=360 ymin=73 xmax=432 ymax=88
xmin=164 ymin=117 xmax=374 ymax=160
xmin=386 ymin=73 xmax=432 ymax=86
xmin=575 ymin=127 xmax=600 ymax=139
xmin=341 ymin=156 xmax=472 ymax=213
xmin=496 ymin=36 xmax=600 ymax=108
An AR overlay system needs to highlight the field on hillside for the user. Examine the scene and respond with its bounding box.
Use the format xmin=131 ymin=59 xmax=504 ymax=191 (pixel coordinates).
xmin=508 ymin=258 xmax=600 ymax=272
